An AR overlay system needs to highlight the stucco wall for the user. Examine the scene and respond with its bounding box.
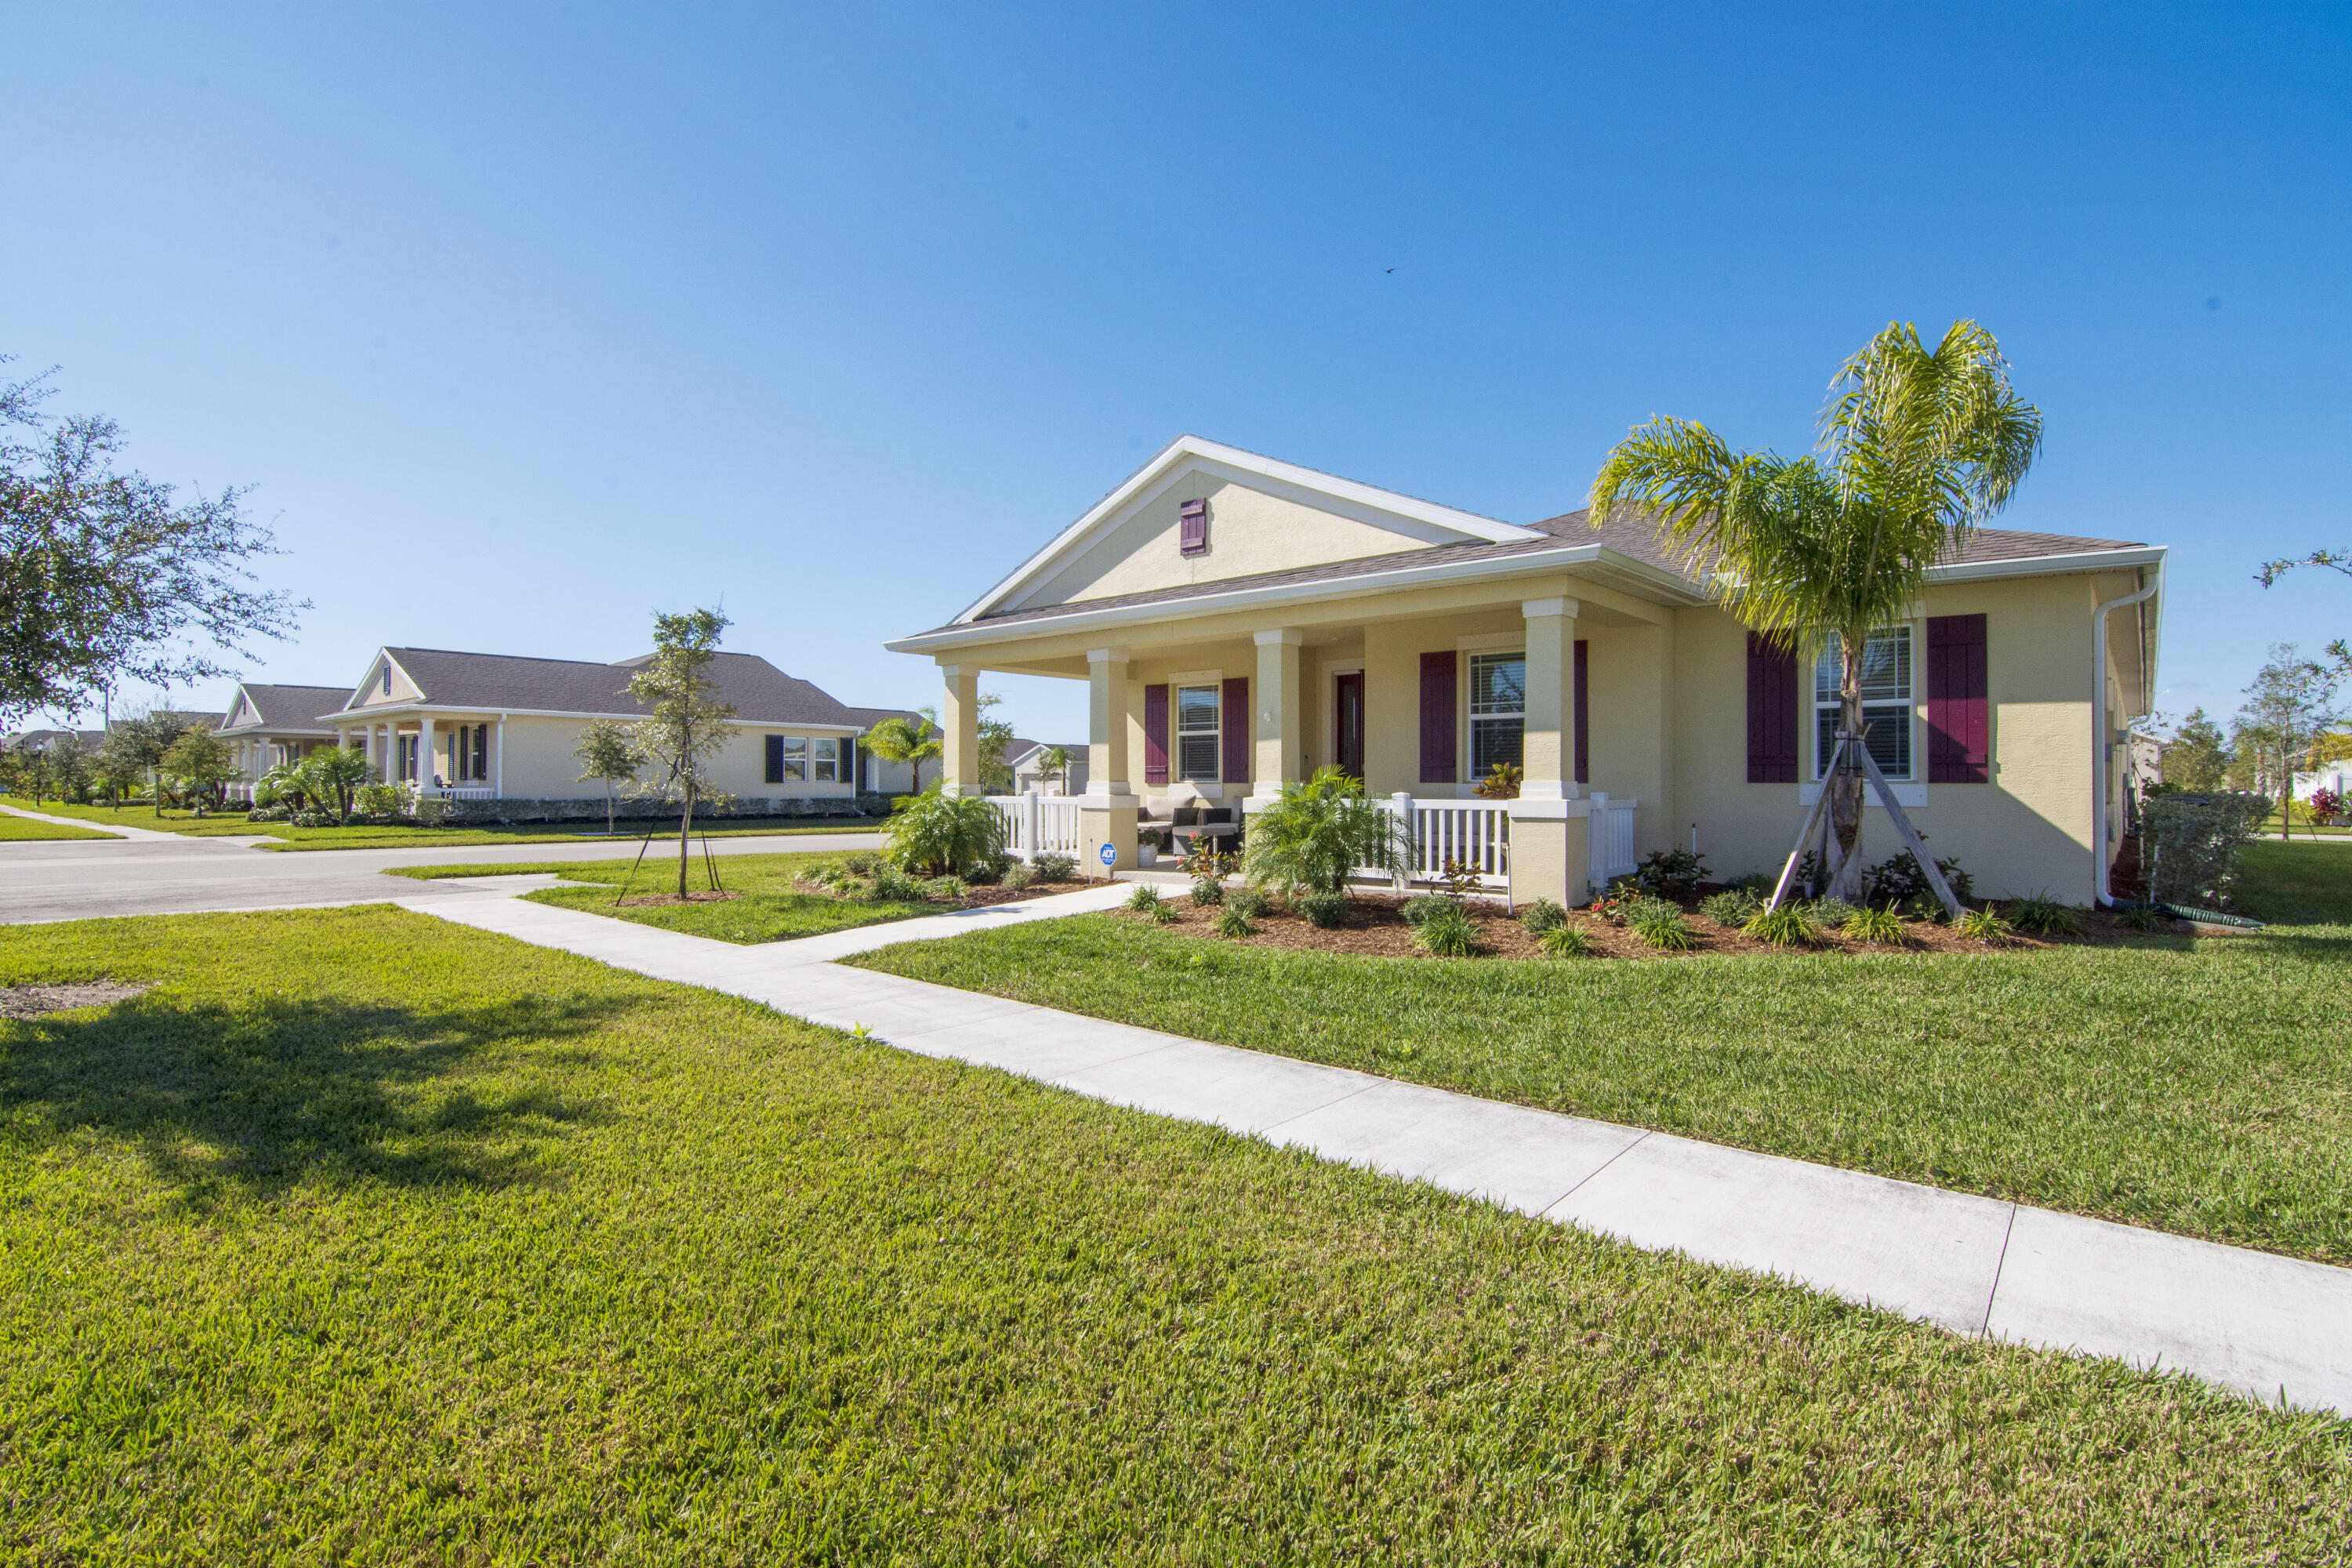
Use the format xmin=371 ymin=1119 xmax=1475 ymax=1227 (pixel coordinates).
xmin=1013 ymin=474 xmax=1436 ymax=611
xmin=335 ymin=713 xmax=858 ymax=803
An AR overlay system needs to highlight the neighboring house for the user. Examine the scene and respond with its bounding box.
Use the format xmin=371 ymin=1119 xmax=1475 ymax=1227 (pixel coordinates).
xmin=4 ymin=727 xmax=107 ymax=755
xmin=884 ymin=434 xmax=2165 ymax=905
xmin=320 ymin=647 xmax=869 ymax=815
xmin=839 ymin=706 xmax=939 ymax=795
xmin=1007 ymin=739 xmax=1089 ymax=796
xmin=216 ymin=683 xmax=352 ymax=799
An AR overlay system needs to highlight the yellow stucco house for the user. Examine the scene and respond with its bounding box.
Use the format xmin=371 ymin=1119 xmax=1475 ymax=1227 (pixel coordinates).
xmin=885 ymin=436 xmax=2165 ymax=907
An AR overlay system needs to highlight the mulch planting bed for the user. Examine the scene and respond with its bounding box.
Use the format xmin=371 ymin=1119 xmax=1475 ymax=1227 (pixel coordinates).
xmin=1117 ymin=893 xmax=2175 ymax=960
xmin=960 ymin=877 xmax=1091 ymax=908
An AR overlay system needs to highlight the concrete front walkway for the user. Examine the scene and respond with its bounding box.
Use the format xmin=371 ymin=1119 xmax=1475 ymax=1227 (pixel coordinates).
xmin=395 ymin=881 xmax=2352 ymax=1417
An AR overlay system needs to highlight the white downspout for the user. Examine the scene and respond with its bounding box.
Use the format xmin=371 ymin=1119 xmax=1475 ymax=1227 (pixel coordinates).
xmin=2092 ymin=570 xmax=2161 ymax=906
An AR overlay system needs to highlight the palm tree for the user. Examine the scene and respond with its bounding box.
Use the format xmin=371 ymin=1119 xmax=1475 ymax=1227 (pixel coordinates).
xmin=1591 ymin=320 xmax=2042 ymax=902
xmin=1240 ymin=766 xmax=1413 ymax=902
xmin=1037 ymin=746 xmax=1071 ymax=794
xmin=866 ymin=708 xmax=943 ymax=794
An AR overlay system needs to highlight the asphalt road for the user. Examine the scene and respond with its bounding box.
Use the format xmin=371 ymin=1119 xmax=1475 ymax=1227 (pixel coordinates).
xmin=0 ymin=822 xmax=887 ymax=924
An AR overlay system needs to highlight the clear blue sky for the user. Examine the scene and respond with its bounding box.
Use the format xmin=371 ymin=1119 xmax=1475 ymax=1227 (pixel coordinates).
xmin=5 ymin=2 xmax=2346 ymax=742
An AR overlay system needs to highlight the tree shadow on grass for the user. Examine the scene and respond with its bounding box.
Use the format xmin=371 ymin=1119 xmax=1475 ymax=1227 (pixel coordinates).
xmin=0 ymin=989 xmax=630 ymax=1208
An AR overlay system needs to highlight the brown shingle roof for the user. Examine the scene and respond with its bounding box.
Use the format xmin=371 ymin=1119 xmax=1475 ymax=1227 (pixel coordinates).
xmin=226 ymin=684 xmax=353 ymax=732
xmin=328 ymin=649 xmax=861 ymax=727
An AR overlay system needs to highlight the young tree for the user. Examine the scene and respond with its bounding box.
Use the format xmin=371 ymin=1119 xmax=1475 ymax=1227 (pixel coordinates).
xmin=864 ymin=709 xmax=942 ymax=794
xmin=2234 ymin=644 xmax=2346 ymax=840
xmin=159 ymin=728 xmax=238 ymax=815
xmin=626 ymin=608 xmax=739 ymax=898
xmin=2161 ymin=709 xmax=2231 ymax=791
xmin=573 ymin=717 xmax=643 ymax=837
xmin=48 ymin=734 xmax=90 ymax=803
xmin=107 ymin=709 xmax=194 ymax=815
xmin=300 ymin=746 xmax=376 ymax=825
xmin=0 ymin=358 xmax=303 ymax=723
xmin=9 ymin=735 xmax=51 ymax=804
xmin=0 ymin=739 xmax=25 ymax=799
xmin=977 ymin=692 xmax=1016 ymax=794
xmin=1591 ymin=320 xmax=2042 ymax=903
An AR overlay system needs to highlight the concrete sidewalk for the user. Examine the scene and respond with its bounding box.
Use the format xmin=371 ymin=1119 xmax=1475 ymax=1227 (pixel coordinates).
xmin=401 ymin=884 xmax=2352 ymax=1417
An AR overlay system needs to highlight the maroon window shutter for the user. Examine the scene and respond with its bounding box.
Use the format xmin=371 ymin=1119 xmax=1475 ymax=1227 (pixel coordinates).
xmin=1927 ymin=614 xmax=1990 ymax=782
xmin=1573 ymin=639 xmax=1590 ymax=786
xmin=1178 ymin=499 xmax=1207 ymax=556
xmin=1143 ymin=684 xmax=1169 ymax=786
xmin=1221 ymin=676 xmax=1250 ymax=783
xmin=1418 ymin=651 xmax=1457 ymax=784
xmin=1746 ymin=633 xmax=1799 ymax=783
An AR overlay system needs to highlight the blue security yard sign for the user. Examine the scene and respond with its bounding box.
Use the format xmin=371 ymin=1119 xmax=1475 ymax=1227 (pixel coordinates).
xmin=1098 ymin=842 xmax=1118 ymax=868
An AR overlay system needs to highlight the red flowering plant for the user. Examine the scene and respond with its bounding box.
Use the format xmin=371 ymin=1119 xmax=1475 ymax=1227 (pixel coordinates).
xmin=2310 ymin=788 xmax=2343 ymax=825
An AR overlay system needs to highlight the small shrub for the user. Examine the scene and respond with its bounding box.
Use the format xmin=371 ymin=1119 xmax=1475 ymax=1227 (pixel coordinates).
xmin=922 ymin=876 xmax=969 ymax=902
xmin=1722 ymin=872 xmax=1773 ymax=895
xmin=1744 ymin=903 xmax=1821 ymax=948
xmin=1808 ymin=897 xmax=1861 ymax=927
xmin=1031 ymin=852 xmax=1076 ymax=882
xmin=1864 ymin=848 xmax=1975 ymax=909
xmin=1414 ymin=906 xmax=1476 ymax=957
xmin=964 ymin=854 xmax=1008 ymax=886
xmin=1000 ymin=863 xmax=1036 ymax=891
xmin=1519 ymin=898 xmax=1568 ymax=935
xmin=1214 ymin=906 xmax=1256 ymax=939
xmin=871 ymin=867 xmax=926 ymax=903
xmin=1537 ymin=922 xmax=1593 ymax=957
xmin=841 ymin=851 xmax=881 ymax=876
xmin=1403 ymin=894 xmax=1453 ymax=927
xmin=1841 ymin=906 xmax=1912 ymax=946
xmin=1227 ymin=889 xmax=1270 ymax=920
xmin=1301 ymin=888 xmax=1348 ymax=928
xmin=1700 ymin=889 xmax=1759 ymax=926
xmin=1957 ymin=905 xmax=2013 ymax=944
xmin=2113 ymin=903 xmax=2171 ymax=932
xmin=1625 ymin=847 xmax=1708 ymax=901
xmin=1191 ymin=877 xmax=1226 ymax=907
xmin=1150 ymin=901 xmax=1182 ymax=924
xmin=1630 ymin=904 xmax=1697 ymax=950
xmin=1435 ymin=858 xmax=1486 ymax=900
xmin=2007 ymin=893 xmax=2082 ymax=935
xmin=1125 ymin=884 xmax=1165 ymax=913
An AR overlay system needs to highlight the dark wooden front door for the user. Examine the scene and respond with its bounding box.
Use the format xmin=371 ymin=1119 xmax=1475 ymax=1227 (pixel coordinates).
xmin=1334 ymin=670 xmax=1365 ymax=780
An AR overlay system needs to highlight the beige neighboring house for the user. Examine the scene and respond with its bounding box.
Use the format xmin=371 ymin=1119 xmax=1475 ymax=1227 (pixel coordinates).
xmin=885 ymin=434 xmax=2165 ymax=906
xmin=1007 ymin=739 xmax=1089 ymax=796
xmin=838 ymin=706 xmax=941 ymax=796
xmin=217 ymin=683 xmax=352 ymax=800
xmin=320 ymin=647 xmax=869 ymax=815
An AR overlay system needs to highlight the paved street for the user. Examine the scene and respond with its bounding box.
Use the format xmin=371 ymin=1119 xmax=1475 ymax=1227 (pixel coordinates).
xmin=0 ymin=811 xmax=884 ymax=924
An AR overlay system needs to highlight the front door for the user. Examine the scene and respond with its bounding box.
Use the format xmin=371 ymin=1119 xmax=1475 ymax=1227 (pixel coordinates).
xmin=1334 ymin=671 xmax=1365 ymax=780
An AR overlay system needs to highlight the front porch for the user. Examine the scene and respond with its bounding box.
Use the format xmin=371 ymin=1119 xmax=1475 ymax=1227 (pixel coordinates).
xmin=332 ymin=711 xmax=504 ymax=801
xmin=938 ymin=584 xmax=1672 ymax=907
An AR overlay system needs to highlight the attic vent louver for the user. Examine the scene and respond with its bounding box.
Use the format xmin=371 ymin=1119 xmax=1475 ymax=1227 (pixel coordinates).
xmin=1178 ymin=498 xmax=1207 ymax=556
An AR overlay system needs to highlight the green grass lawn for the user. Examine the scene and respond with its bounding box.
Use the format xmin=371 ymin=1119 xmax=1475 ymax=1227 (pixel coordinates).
xmin=855 ymin=841 xmax=2352 ymax=1265
xmin=0 ymin=809 xmax=124 ymax=841
xmin=2 ymin=908 xmax=2346 ymax=1560
xmin=395 ymin=849 xmax=938 ymax=943
xmin=2 ymin=796 xmax=887 ymax=851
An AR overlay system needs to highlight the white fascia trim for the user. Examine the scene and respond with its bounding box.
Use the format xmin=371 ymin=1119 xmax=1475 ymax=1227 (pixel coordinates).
xmin=317 ymin=702 xmax=859 ymax=731
xmin=1925 ymin=545 xmax=2167 ymax=584
xmin=892 ymin=546 xmax=1707 ymax=654
xmin=952 ymin=434 xmax=1546 ymax=626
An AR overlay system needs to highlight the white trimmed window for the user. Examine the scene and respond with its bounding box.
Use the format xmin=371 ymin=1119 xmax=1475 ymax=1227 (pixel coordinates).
xmin=1815 ymin=628 xmax=1913 ymax=779
xmin=1175 ymin=684 xmax=1221 ymax=783
xmin=813 ymin=737 xmax=838 ymax=782
xmin=781 ymin=736 xmax=808 ymax=781
xmin=1468 ymin=652 xmax=1526 ymax=777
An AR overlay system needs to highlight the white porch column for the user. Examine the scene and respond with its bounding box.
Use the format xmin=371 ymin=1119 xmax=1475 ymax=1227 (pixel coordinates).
xmin=416 ymin=715 xmax=438 ymax=795
xmin=1512 ymin=597 xmax=1587 ymax=910
xmin=940 ymin=663 xmax=982 ymax=797
xmin=1520 ymin=597 xmax=1581 ymax=800
xmin=1248 ymin=628 xmax=1304 ymax=810
xmin=494 ymin=715 xmax=505 ymax=799
xmin=1080 ymin=647 xmax=1140 ymax=870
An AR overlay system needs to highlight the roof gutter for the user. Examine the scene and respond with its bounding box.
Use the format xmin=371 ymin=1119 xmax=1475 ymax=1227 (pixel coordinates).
xmin=2092 ymin=565 xmax=2163 ymax=907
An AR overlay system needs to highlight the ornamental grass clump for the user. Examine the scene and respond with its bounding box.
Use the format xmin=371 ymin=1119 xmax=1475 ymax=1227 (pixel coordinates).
xmin=1537 ymin=921 xmax=1593 ymax=957
xmin=1700 ymin=889 xmax=1760 ymax=926
xmin=921 ymin=876 xmax=969 ymax=902
xmin=1743 ymin=902 xmax=1823 ymax=948
xmin=1519 ymin=898 xmax=1568 ymax=935
xmin=1413 ymin=905 xmax=1477 ymax=957
xmin=1630 ymin=903 xmax=1697 ymax=951
xmin=1841 ymin=906 xmax=1913 ymax=946
xmin=2113 ymin=904 xmax=2171 ymax=932
xmin=1956 ymin=905 xmax=2013 ymax=945
xmin=1214 ymin=906 xmax=1255 ymax=940
xmin=2008 ymin=893 xmax=2082 ymax=936
xmin=1125 ymin=884 xmax=1165 ymax=913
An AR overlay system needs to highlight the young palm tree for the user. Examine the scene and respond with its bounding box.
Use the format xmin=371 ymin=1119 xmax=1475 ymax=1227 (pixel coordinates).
xmin=866 ymin=709 xmax=942 ymax=794
xmin=1590 ymin=321 xmax=2042 ymax=900
xmin=1240 ymin=765 xmax=1412 ymax=902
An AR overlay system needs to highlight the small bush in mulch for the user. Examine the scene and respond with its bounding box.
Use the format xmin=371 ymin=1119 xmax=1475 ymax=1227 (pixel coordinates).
xmin=1111 ymin=891 xmax=2176 ymax=961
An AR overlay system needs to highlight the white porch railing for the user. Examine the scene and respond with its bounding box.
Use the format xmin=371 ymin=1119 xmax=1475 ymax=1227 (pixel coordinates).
xmin=1345 ymin=795 xmax=1512 ymax=900
xmin=411 ymin=786 xmax=498 ymax=804
xmin=1587 ymin=793 xmax=1639 ymax=887
xmin=993 ymin=792 xmax=1083 ymax=862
